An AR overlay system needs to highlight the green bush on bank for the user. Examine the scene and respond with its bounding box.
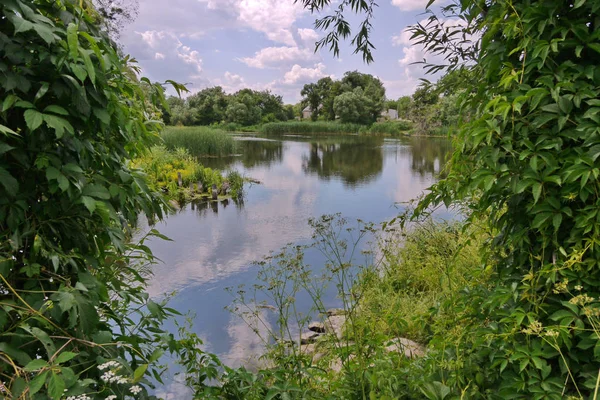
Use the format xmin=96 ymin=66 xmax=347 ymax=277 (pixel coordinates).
xmin=364 ymin=120 xmax=414 ymax=136
xmin=162 ymin=126 xmax=237 ymax=157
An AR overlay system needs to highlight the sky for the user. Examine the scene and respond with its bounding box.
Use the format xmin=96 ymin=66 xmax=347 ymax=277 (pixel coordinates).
xmin=119 ymin=0 xmax=449 ymax=104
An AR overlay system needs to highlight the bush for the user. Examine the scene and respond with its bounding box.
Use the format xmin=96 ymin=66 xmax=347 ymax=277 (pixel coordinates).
xmin=367 ymin=120 xmax=414 ymax=136
xmin=162 ymin=126 xmax=237 ymax=157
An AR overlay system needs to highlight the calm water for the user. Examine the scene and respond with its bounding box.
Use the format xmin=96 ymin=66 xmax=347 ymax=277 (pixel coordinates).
xmin=143 ymin=135 xmax=452 ymax=397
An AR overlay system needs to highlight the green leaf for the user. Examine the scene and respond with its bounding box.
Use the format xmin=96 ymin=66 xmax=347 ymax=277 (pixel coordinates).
xmin=43 ymin=114 xmax=74 ymax=139
xmin=81 ymin=196 xmax=96 ymax=214
xmin=67 ymin=23 xmax=79 ymax=59
xmin=55 ymin=351 xmax=77 ymax=364
xmin=0 ymin=124 xmax=19 ymax=136
xmin=83 ymin=184 xmax=111 ymax=199
xmin=24 ymin=359 xmax=49 ymax=371
xmin=532 ymin=182 xmax=542 ymax=204
xmin=552 ymin=213 xmax=562 ymax=231
xmin=57 ymin=174 xmax=69 ymax=191
xmin=34 ymin=83 xmax=50 ymax=102
xmin=33 ymin=23 xmax=57 ymax=44
xmin=0 ymin=143 xmax=14 ymax=155
xmin=11 ymin=377 xmax=26 ymax=399
xmin=30 ymin=327 xmax=57 ymax=359
xmin=133 ymin=364 xmax=148 ymax=383
xmin=0 ymin=167 xmax=19 ymax=196
xmin=44 ymin=105 xmax=69 ymax=116
xmin=48 ymin=373 xmax=65 ymax=400
xmin=80 ymin=48 xmax=96 ymax=84
xmin=147 ymin=300 xmax=161 ymax=317
xmin=10 ymin=14 xmax=34 ymax=34
xmin=93 ymin=108 xmax=110 ymax=125
xmin=52 ymin=290 xmax=76 ymax=312
xmin=2 ymin=94 xmax=18 ymax=111
xmin=45 ymin=166 xmax=60 ymax=181
xmin=24 ymin=109 xmax=44 ymax=131
xmin=588 ymin=43 xmax=600 ymax=56
xmin=29 ymin=371 xmax=49 ymax=395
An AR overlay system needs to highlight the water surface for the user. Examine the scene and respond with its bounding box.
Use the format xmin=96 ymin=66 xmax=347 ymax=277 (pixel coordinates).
xmin=144 ymin=135 xmax=452 ymax=397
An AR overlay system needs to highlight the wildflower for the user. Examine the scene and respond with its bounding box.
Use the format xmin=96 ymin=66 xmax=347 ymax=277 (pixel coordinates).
xmin=545 ymin=329 xmax=559 ymax=338
xmin=98 ymin=361 xmax=120 ymax=371
xmin=553 ymin=279 xmax=569 ymax=294
xmin=522 ymin=320 xmax=543 ymax=335
xmin=130 ymin=385 xmax=143 ymax=395
xmin=106 ymin=396 xmax=117 ymax=400
xmin=569 ymin=294 xmax=594 ymax=306
xmin=575 ymin=285 xmax=583 ymax=291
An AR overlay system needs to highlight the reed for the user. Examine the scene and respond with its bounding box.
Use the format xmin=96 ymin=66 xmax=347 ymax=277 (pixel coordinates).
xmin=162 ymin=126 xmax=237 ymax=156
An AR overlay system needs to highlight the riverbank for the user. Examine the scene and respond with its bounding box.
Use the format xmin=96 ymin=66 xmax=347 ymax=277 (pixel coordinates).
xmin=220 ymin=216 xmax=491 ymax=398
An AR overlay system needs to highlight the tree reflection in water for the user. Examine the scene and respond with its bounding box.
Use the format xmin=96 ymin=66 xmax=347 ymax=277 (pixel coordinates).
xmin=302 ymin=137 xmax=385 ymax=187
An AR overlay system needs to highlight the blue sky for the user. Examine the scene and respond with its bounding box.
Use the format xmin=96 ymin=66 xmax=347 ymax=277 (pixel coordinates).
xmin=120 ymin=0 xmax=449 ymax=104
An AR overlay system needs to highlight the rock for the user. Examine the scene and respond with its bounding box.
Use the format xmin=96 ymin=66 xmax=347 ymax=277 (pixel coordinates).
xmin=220 ymin=181 xmax=230 ymax=196
xmin=324 ymin=315 xmax=346 ymax=340
xmin=326 ymin=308 xmax=346 ymax=316
xmin=300 ymin=343 xmax=325 ymax=362
xmin=300 ymin=331 xmax=321 ymax=345
xmin=308 ymin=322 xmax=326 ymax=333
xmin=168 ymin=199 xmax=180 ymax=210
xmin=211 ymin=184 xmax=218 ymax=200
xmin=384 ymin=338 xmax=425 ymax=358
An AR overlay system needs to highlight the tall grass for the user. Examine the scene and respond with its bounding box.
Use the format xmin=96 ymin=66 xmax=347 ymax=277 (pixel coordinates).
xmin=260 ymin=121 xmax=363 ymax=135
xmin=162 ymin=126 xmax=237 ymax=157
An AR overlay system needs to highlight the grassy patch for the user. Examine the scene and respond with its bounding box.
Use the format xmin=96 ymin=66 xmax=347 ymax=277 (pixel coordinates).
xmin=162 ymin=126 xmax=237 ymax=157
xmin=132 ymin=145 xmax=243 ymax=200
xmin=260 ymin=121 xmax=364 ymax=135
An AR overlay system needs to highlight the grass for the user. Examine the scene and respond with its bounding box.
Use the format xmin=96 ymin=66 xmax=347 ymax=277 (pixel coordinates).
xmin=162 ymin=126 xmax=237 ymax=157
xmin=260 ymin=121 xmax=364 ymax=135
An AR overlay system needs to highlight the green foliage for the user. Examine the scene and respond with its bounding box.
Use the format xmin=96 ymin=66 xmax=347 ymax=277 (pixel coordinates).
xmin=410 ymin=0 xmax=600 ymax=397
xmin=166 ymin=87 xmax=288 ymax=127
xmin=260 ymin=121 xmax=363 ymax=135
xmin=301 ymin=71 xmax=386 ymax=124
xmin=162 ymin=126 xmax=237 ymax=157
xmin=365 ymin=120 xmax=413 ymax=136
xmin=333 ymin=88 xmax=372 ymax=124
xmin=0 ymin=1 xmax=217 ymax=398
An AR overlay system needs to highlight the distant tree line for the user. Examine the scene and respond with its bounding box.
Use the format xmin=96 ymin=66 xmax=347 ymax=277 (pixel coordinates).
xmin=300 ymin=71 xmax=386 ymax=124
xmin=163 ymin=87 xmax=295 ymax=126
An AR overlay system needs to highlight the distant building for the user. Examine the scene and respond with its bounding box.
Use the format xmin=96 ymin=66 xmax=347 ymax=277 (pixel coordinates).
xmin=302 ymin=104 xmax=323 ymax=119
xmin=380 ymin=109 xmax=399 ymax=121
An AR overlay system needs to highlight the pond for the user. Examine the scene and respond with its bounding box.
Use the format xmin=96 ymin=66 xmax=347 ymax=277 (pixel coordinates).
xmin=142 ymin=135 xmax=453 ymax=397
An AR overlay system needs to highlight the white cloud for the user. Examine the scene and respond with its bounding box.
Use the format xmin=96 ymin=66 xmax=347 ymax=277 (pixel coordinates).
xmin=200 ymin=0 xmax=305 ymax=45
xmin=177 ymin=46 xmax=203 ymax=73
xmin=391 ymin=0 xmax=433 ymax=11
xmin=297 ymin=28 xmax=319 ymax=45
xmin=154 ymin=52 xmax=165 ymax=60
xmin=282 ymin=63 xmax=328 ymax=85
xmin=240 ymin=46 xmax=317 ymax=69
xmin=391 ymin=29 xmax=412 ymax=46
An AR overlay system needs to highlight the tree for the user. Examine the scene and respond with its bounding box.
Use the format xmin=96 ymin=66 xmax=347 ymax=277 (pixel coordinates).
xmin=93 ymin=0 xmax=139 ymax=36
xmin=340 ymin=71 xmax=385 ymax=122
xmin=333 ymin=88 xmax=371 ymax=124
xmin=300 ymin=83 xmax=321 ymax=121
xmin=396 ymin=96 xmax=412 ymax=119
xmin=187 ymin=86 xmax=228 ymax=125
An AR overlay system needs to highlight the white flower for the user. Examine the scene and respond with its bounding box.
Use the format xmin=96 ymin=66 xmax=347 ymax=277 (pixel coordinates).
xmin=129 ymin=385 xmax=142 ymax=395
xmin=106 ymin=396 xmax=117 ymax=400
xmin=98 ymin=361 xmax=120 ymax=371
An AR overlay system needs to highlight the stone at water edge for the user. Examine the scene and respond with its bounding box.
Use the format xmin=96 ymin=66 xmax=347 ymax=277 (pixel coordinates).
xmin=211 ymin=184 xmax=218 ymax=200
xmin=384 ymin=338 xmax=425 ymax=358
xmin=300 ymin=331 xmax=321 ymax=345
xmin=308 ymin=322 xmax=326 ymax=333
xmin=326 ymin=308 xmax=346 ymax=316
xmin=324 ymin=315 xmax=346 ymax=340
